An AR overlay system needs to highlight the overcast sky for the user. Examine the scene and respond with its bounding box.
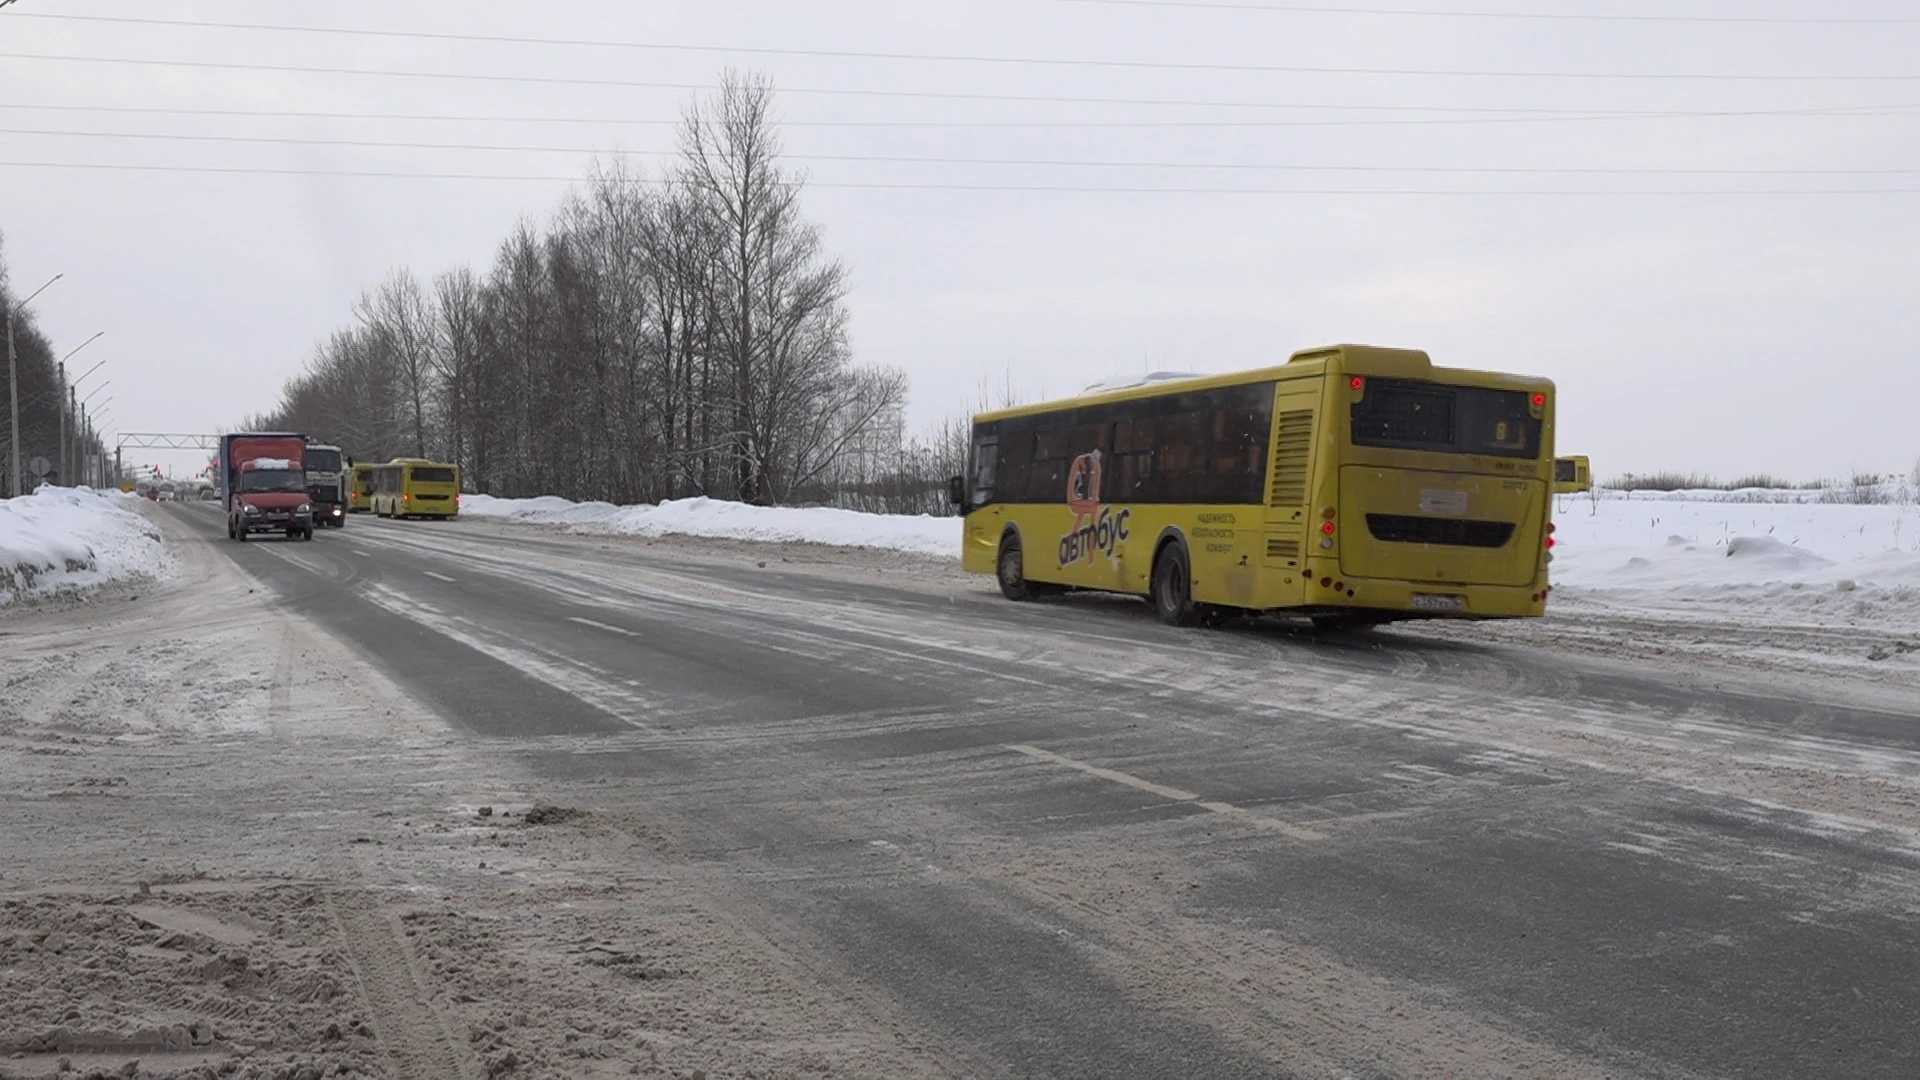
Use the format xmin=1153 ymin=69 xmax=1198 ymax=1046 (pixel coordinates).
xmin=3 ymin=0 xmax=1916 ymax=482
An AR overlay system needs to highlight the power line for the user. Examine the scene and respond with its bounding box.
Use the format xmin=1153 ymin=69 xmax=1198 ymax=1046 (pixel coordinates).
xmin=7 ymin=10 xmax=1915 ymax=80
xmin=1 ymin=159 xmax=1914 ymax=194
xmin=1044 ymin=0 xmax=1920 ymax=25
xmin=3 ymin=100 xmax=1914 ymax=130
xmin=9 ymin=126 xmax=1918 ymax=176
xmin=6 ymin=49 xmax=1920 ymax=93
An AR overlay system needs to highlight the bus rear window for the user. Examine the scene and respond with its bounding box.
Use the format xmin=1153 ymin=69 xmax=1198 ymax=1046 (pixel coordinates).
xmin=1351 ymin=379 xmax=1541 ymax=460
xmin=410 ymin=467 xmax=456 ymax=484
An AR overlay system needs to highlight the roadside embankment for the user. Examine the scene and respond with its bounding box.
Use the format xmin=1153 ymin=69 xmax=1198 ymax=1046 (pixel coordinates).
xmin=0 ymin=487 xmax=176 ymax=609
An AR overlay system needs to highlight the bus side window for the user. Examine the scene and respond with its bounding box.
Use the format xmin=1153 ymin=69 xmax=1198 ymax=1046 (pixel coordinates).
xmin=1109 ymin=414 xmax=1156 ymax=501
xmin=1153 ymin=402 xmax=1208 ymax=503
xmin=1205 ymin=389 xmax=1274 ymax=504
xmin=1030 ymin=424 xmax=1074 ymax=503
xmin=996 ymin=423 xmax=1033 ymax=504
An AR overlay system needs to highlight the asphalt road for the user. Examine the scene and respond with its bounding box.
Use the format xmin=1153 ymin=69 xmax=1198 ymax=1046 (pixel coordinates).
xmin=168 ymin=502 xmax=1920 ymax=1079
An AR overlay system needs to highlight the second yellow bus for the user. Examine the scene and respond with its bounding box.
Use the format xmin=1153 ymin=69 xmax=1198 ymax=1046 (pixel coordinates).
xmin=369 ymin=459 xmax=461 ymax=519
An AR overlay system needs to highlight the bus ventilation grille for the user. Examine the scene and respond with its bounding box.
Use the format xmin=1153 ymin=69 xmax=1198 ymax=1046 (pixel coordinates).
xmin=1366 ymin=515 xmax=1515 ymax=548
xmin=1266 ymin=537 xmax=1301 ymax=561
xmin=1267 ymin=409 xmax=1314 ymax=506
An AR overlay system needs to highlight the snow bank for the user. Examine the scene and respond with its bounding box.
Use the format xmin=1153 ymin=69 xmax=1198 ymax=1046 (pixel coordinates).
xmin=0 ymin=487 xmax=177 ymax=607
xmin=1552 ymin=489 xmax=1920 ymax=628
xmin=461 ymin=494 xmax=962 ymax=559
xmin=462 ymin=487 xmax=1920 ymax=630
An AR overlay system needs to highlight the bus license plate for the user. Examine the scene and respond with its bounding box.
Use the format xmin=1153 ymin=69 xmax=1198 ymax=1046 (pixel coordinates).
xmin=1410 ymin=594 xmax=1465 ymax=611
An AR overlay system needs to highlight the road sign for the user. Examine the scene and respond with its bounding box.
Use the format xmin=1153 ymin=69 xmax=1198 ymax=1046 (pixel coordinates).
xmin=28 ymin=456 xmax=51 ymax=478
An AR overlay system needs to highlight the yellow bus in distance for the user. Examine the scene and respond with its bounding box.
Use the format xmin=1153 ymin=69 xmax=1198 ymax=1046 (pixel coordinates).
xmin=349 ymin=462 xmax=376 ymax=513
xmin=1554 ymin=455 xmax=1592 ymax=494
xmin=953 ymin=344 xmax=1555 ymax=627
xmin=369 ymin=459 xmax=461 ymax=519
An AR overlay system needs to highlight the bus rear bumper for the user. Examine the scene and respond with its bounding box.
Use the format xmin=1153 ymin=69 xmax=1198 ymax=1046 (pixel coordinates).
xmin=1298 ymin=575 xmax=1548 ymax=619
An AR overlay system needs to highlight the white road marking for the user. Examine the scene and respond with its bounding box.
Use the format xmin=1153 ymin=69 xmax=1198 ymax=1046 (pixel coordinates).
xmin=423 ymin=571 xmax=456 ymax=583
xmin=1008 ymin=744 xmax=1198 ymax=802
xmin=1008 ymin=744 xmax=1324 ymax=842
xmin=568 ymin=616 xmax=638 ymax=637
xmin=359 ymin=584 xmax=659 ymax=733
xmin=353 ymin=550 xmax=373 ymax=558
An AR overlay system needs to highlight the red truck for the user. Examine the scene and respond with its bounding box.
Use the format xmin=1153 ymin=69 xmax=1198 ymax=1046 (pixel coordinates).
xmin=220 ymin=433 xmax=316 ymax=542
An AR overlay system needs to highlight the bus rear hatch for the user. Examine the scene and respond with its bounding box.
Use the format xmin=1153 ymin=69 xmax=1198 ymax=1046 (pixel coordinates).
xmin=1337 ymin=469 xmax=1543 ymax=587
xmin=1338 ymin=379 xmax=1546 ymax=588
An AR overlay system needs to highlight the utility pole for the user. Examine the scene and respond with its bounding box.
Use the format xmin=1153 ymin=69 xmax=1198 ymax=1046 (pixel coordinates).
xmin=57 ymin=361 xmax=66 ymax=484
xmin=5 ymin=308 xmax=16 ymax=497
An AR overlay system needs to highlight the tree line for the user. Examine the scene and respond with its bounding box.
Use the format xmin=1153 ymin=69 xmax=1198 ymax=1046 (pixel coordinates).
xmin=1 ymin=232 xmax=110 ymax=494
xmin=247 ymin=73 xmax=968 ymax=515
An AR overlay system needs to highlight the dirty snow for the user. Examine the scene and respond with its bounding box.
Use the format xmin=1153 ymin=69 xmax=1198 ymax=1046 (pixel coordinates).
xmin=466 ymin=486 xmax=1920 ymax=632
xmin=0 ymin=487 xmax=176 ymax=608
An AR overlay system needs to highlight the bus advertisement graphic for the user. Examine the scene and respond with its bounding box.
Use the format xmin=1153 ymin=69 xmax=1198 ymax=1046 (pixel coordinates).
xmin=1058 ymin=450 xmax=1131 ymax=567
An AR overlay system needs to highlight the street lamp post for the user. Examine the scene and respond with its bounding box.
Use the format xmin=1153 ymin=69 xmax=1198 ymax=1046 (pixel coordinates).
xmin=79 ymin=400 xmax=107 ymax=488
xmin=76 ymin=382 xmax=111 ymax=487
xmin=57 ymin=335 xmax=104 ymax=485
xmin=91 ymin=410 xmax=116 ymax=488
xmin=7 ymin=273 xmax=63 ymax=497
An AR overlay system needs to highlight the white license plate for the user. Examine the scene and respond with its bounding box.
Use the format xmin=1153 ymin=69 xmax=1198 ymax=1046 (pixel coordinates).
xmin=1410 ymin=594 xmax=1465 ymax=611
xmin=1419 ymin=489 xmax=1471 ymax=515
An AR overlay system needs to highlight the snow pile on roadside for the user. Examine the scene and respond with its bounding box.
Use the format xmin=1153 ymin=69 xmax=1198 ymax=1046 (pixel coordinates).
xmin=462 ymin=487 xmax=1920 ymax=628
xmin=1551 ymin=491 xmax=1920 ymax=627
xmin=461 ymin=494 xmax=962 ymax=558
xmin=0 ymin=486 xmax=176 ymax=607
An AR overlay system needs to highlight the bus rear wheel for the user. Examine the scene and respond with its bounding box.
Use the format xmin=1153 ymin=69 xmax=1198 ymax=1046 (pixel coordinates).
xmin=1152 ymin=544 xmax=1199 ymax=627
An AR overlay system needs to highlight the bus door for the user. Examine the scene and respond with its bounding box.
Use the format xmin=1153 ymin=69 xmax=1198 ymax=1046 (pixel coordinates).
xmin=1261 ymin=378 xmax=1323 ymax=603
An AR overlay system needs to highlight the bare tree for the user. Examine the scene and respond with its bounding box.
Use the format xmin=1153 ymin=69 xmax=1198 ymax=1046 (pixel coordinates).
xmin=242 ymin=71 xmax=926 ymax=514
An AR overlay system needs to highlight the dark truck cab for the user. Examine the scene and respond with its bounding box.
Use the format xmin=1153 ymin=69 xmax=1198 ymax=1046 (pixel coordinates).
xmin=304 ymin=444 xmax=348 ymax=527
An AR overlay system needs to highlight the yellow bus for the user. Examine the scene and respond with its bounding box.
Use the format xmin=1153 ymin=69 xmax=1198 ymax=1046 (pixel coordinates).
xmin=349 ymin=462 xmax=376 ymax=513
xmin=952 ymin=344 xmax=1555 ymax=628
xmin=1553 ymin=455 xmax=1592 ymax=494
xmin=369 ymin=458 xmax=461 ymax=519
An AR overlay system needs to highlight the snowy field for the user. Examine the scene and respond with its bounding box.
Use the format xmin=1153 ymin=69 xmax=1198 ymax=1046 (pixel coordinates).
xmin=1551 ymin=486 xmax=1920 ymax=630
xmin=0 ymin=487 xmax=177 ymax=608
xmin=466 ymin=488 xmax=1920 ymax=632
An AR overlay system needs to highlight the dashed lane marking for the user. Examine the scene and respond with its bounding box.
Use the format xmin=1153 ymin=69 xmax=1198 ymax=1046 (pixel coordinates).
xmin=568 ymin=616 xmax=639 ymax=637
xmin=1007 ymin=744 xmax=1324 ymax=842
xmin=354 ymin=550 xmax=373 ymax=558
xmin=422 ymin=571 xmax=456 ymax=583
